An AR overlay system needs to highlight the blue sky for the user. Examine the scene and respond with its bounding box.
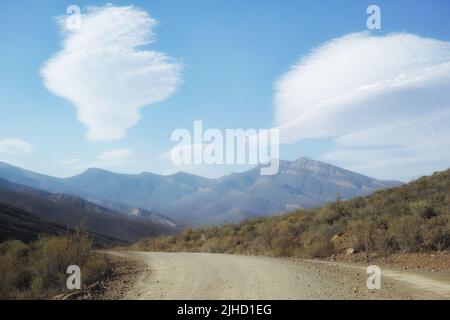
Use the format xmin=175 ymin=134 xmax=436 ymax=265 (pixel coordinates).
xmin=1 ymin=0 xmax=450 ymax=180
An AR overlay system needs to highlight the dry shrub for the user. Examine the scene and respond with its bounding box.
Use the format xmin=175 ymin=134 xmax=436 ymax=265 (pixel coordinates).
xmin=0 ymin=230 xmax=107 ymax=299
xmin=0 ymin=240 xmax=31 ymax=299
xmin=305 ymin=241 xmax=334 ymax=258
xmin=390 ymin=215 xmax=424 ymax=252
xmin=131 ymin=169 xmax=450 ymax=258
xmin=200 ymin=239 xmax=226 ymax=253
xmin=348 ymin=219 xmax=377 ymax=252
xmin=421 ymin=215 xmax=450 ymax=251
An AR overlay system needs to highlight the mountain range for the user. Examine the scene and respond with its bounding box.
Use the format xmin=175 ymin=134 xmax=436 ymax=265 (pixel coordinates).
xmin=0 ymin=177 xmax=177 ymax=244
xmin=0 ymin=158 xmax=401 ymax=226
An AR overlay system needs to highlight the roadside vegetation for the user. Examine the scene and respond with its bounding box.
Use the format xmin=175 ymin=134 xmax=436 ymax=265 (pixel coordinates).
xmin=131 ymin=169 xmax=450 ymax=258
xmin=0 ymin=228 xmax=108 ymax=299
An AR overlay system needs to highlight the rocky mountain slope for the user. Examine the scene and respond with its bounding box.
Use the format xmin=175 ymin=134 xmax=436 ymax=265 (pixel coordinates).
xmin=0 ymin=158 xmax=401 ymax=225
xmin=0 ymin=178 xmax=177 ymax=242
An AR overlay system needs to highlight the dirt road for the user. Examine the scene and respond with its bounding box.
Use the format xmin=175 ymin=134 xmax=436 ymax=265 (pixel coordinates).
xmin=107 ymin=251 xmax=450 ymax=300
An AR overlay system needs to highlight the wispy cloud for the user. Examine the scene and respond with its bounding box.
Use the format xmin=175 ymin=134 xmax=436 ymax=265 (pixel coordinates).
xmin=274 ymin=32 xmax=450 ymax=180
xmin=0 ymin=138 xmax=33 ymax=155
xmin=41 ymin=5 xmax=182 ymax=141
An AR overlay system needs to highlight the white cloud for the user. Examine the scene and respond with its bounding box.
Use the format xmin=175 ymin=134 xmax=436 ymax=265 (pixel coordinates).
xmin=275 ymin=32 xmax=450 ymax=180
xmin=41 ymin=5 xmax=182 ymax=141
xmin=0 ymin=139 xmax=33 ymax=155
xmin=322 ymin=110 xmax=450 ymax=180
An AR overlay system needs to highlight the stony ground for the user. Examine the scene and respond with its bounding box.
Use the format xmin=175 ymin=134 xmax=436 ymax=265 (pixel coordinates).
xmin=57 ymin=251 xmax=450 ymax=300
xmin=333 ymin=251 xmax=450 ymax=274
xmin=54 ymin=254 xmax=145 ymax=300
xmin=101 ymin=251 xmax=450 ymax=300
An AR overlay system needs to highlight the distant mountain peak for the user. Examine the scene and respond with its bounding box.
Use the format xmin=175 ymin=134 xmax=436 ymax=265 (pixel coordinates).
xmin=292 ymin=156 xmax=320 ymax=163
xmin=170 ymin=171 xmax=196 ymax=178
xmin=0 ymin=157 xmax=403 ymax=226
xmin=79 ymin=167 xmax=113 ymax=176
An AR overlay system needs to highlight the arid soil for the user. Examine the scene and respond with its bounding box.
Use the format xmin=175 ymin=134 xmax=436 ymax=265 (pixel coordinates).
xmin=101 ymin=251 xmax=450 ymax=300
xmin=92 ymin=254 xmax=146 ymax=300
xmin=54 ymin=254 xmax=145 ymax=300
xmin=333 ymin=251 xmax=450 ymax=273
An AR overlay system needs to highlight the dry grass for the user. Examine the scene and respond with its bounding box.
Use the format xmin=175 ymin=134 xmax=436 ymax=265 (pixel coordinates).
xmin=0 ymin=228 xmax=108 ymax=299
xmin=130 ymin=169 xmax=450 ymax=259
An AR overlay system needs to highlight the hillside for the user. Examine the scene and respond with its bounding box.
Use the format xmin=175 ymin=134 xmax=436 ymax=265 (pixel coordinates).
xmin=0 ymin=202 xmax=122 ymax=247
xmin=0 ymin=178 xmax=177 ymax=243
xmin=0 ymin=202 xmax=70 ymax=243
xmin=0 ymin=158 xmax=401 ymax=225
xmin=131 ymin=169 xmax=450 ymax=257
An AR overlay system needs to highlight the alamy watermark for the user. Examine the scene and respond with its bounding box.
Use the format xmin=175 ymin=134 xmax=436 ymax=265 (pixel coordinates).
xmin=66 ymin=4 xmax=382 ymax=31
xmin=170 ymin=121 xmax=280 ymax=175
xmin=367 ymin=4 xmax=381 ymax=30
xmin=66 ymin=265 xmax=81 ymax=290
xmin=66 ymin=5 xmax=82 ymax=30
xmin=366 ymin=265 xmax=381 ymax=290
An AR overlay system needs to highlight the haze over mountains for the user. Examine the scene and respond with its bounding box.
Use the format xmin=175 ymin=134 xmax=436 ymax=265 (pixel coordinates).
xmin=0 ymin=158 xmax=401 ymax=225
xmin=0 ymin=178 xmax=177 ymax=244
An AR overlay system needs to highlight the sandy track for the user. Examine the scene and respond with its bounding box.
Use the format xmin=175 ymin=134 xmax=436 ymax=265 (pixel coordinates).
xmin=107 ymin=251 xmax=450 ymax=300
